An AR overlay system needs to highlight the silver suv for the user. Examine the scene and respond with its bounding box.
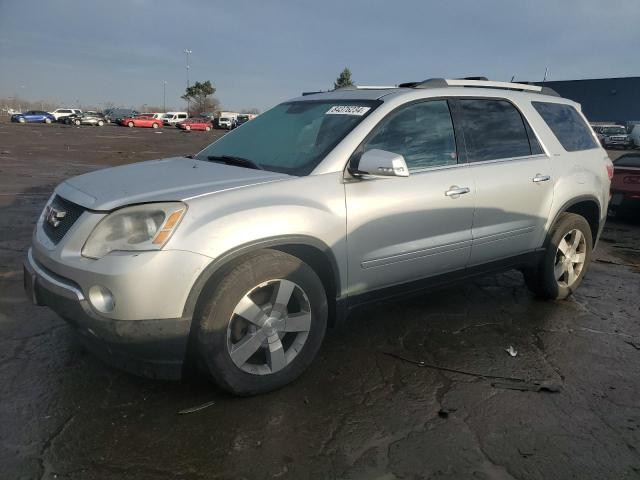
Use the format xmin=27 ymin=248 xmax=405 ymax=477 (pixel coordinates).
xmin=24 ymin=78 xmax=612 ymax=395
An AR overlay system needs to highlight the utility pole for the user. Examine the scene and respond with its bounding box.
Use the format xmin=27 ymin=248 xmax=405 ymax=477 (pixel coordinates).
xmin=184 ymin=49 xmax=192 ymax=114
xmin=163 ymin=80 xmax=167 ymax=113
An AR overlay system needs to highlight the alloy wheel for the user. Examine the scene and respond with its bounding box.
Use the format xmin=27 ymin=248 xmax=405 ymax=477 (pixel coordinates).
xmin=554 ymin=229 xmax=587 ymax=288
xmin=226 ymin=279 xmax=312 ymax=375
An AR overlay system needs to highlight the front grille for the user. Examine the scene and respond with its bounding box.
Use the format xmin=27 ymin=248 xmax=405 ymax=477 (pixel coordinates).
xmin=42 ymin=195 xmax=86 ymax=245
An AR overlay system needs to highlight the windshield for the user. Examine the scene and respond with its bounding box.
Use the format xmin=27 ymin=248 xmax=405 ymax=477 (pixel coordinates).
xmin=197 ymin=100 xmax=378 ymax=175
xmin=603 ymin=126 xmax=626 ymax=135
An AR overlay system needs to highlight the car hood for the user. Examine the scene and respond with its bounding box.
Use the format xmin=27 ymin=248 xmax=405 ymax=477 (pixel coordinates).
xmin=55 ymin=157 xmax=290 ymax=211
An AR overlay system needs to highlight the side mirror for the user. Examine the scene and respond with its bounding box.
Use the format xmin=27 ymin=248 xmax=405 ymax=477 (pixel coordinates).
xmin=350 ymin=149 xmax=409 ymax=178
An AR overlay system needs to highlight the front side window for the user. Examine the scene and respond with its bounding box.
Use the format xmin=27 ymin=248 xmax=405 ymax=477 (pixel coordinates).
xmin=532 ymin=101 xmax=598 ymax=152
xmin=362 ymin=100 xmax=457 ymax=171
xmin=197 ymin=100 xmax=378 ymax=176
xmin=458 ymin=99 xmax=532 ymax=162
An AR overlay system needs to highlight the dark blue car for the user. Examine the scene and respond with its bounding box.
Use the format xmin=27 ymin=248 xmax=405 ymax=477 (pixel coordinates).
xmin=11 ymin=110 xmax=56 ymax=124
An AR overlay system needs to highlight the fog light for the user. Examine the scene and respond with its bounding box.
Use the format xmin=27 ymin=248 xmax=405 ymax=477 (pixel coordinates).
xmin=89 ymin=285 xmax=115 ymax=313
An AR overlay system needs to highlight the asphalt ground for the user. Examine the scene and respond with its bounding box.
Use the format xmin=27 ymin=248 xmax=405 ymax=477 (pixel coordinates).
xmin=1 ymin=121 xmax=639 ymax=480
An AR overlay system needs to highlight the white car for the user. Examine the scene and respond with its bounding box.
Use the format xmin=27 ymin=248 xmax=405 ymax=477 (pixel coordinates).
xmin=50 ymin=108 xmax=82 ymax=121
xmin=629 ymin=124 xmax=640 ymax=148
xmin=162 ymin=112 xmax=188 ymax=126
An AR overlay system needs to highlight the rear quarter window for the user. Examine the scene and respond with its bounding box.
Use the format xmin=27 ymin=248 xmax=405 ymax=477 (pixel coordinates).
xmin=532 ymin=101 xmax=598 ymax=152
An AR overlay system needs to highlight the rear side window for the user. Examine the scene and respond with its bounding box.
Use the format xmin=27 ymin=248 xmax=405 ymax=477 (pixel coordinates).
xmin=362 ymin=100 xmax=458 ymax=171
xmin=532 ymin=101 xmax=598 ymax=152
xmin=458 ymin=99 xmax=532 ymax=162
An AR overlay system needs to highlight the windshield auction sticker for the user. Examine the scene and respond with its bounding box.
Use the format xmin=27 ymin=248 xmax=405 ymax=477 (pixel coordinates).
xmin=326 ymin=105 xmax=371 ymax=116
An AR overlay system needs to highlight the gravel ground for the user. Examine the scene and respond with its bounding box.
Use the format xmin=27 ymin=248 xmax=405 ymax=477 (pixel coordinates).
xmin=1 ymin=122 xmax=639 ymax=480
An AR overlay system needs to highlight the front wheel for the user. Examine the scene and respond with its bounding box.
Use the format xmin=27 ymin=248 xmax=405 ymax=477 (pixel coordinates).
xmin=524 ymin=212 xmax=593 ymax=300
xmin=74 ymin=119 xmax=81 ymax=126
xmin=205 ymin=126 xmax=211 ymax=131
xmin=152 ymin=122 xmax=158 ymax=129
xmin=97 ymin=120 xmax=104 ymax=126
xmin=197 ymin=250 xmax=328 ymax=395
xmin=127 ymin=121 xmax=134 ymax=128
xmin=44 ymin=118 xmax=52 ymax=124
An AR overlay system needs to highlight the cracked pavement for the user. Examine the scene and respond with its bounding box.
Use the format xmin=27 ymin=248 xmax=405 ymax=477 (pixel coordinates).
xmin=1 ymin=122 xmax=639 ymax=479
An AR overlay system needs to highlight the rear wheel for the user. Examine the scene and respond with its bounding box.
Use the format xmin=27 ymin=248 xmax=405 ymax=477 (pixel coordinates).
xmin=97 ymin=120 xmax=104 ymax=127
xmin=74 ymin=119 xmax=81 ymax=126
xmin=524 ymin=212 xmax=593 ymax=299
xmin=18 ymin=117 xmax=26 ymax=124
xmin=44 ymin=118 xmax=52 ymax=124
xmin=205 ymin=126 xmax=211 ymax=131
xmin=197 ymin=250 xmax=328 ymax=395
xmin=152 ymin=122 xmax=159 ymax=129
xmin=127 ymin=121 xmax=134 ymax=128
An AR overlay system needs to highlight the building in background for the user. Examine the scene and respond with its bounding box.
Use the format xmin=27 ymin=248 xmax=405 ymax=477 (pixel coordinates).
xmin=533 ymin=76 xmax=640 ymax=126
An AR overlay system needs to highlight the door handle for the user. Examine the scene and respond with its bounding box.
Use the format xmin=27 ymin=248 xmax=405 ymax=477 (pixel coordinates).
xmin=532 ymin=174 xmax=551 ymax=183
xmin=445 ymin=186 xmax=471 ymax=197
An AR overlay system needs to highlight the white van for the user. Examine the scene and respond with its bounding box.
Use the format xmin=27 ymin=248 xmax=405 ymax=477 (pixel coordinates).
xmin=162 ymin=112 xmax=189 ymax=126
xmin=630 ymin=125 xmax=640 ymax=148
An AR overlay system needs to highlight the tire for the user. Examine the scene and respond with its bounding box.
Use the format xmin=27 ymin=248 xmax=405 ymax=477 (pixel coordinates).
xmin=74 ymin=119 xmax=81 ymax=126
xmin=524 ymin=212 xmax=593 ymax=300
xmin=18 ymin=117 xmax=25 ymax=124
xmin=185 ymin=125 xmax=191 ymax=131
xmin=205 ymin=126 xmax=211 ymax=131
xmin=152 ymin=123 xmax=158 ymax=129
xmin=44 ymin=118 xmax=52 ymax=124
xmin=197 ymin=250 xmax=328 ymax=395
xmin=97 ymin=120 xmax=104 ymax=127
xmin=127 ymin=121 xmax=134 ymax=128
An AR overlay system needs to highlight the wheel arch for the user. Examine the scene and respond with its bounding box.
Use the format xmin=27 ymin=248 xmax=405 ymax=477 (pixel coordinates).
xmin=550 ymin=195 xmax=601 ymax=246
xmin=181 ymin=235 xmax=342 ymax=328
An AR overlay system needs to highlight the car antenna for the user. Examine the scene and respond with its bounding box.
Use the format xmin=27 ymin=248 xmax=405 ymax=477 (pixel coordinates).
xmin=542 ymin=66 xmax=549 ymax=86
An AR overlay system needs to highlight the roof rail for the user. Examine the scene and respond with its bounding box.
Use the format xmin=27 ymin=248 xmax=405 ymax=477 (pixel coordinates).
xmin=399 ymin=78 xmax=560 ymax=96
xmin=336 ymin=85 xmax=398 ymax=90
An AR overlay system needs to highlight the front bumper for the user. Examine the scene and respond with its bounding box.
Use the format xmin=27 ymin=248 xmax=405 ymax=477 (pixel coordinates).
xmin=24 ymin=248 xmax=200 ymax=379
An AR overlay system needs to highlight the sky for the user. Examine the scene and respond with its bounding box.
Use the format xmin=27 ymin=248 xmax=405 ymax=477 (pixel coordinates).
xmin=1 ymin=0 xmax=639 ymax=112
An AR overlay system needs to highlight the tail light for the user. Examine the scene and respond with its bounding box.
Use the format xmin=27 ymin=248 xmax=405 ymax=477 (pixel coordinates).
xmin=605 ymin=158 xmax=614 ymax=181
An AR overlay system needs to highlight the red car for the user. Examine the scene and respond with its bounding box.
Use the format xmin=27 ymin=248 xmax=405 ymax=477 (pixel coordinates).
xmin=121 ymin=115 xmax=163 ymax=129
xmin=177 ymin=118 xmax=212 ymax=131
xmin=609 ymin=153 xmax=640 ymax=216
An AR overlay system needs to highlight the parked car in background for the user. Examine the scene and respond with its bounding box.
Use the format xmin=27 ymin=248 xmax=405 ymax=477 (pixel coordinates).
xmin=234 ymin=114 xmax=250 ymax=128
xmin=598 ymin=125 xmax=633 ymax=149
xmin=122 ymin=115 xmax=163 ymax=129
xmin=104 ymin=108 xmax=139 ymax=124
xmin=24 ymin=78 xmax=611 ymax=395
xmin=609 ymin=153 xmax=640 ymax=216
xmin=11 ymin=111 xmax=56 ymax=124
xmin=629 ymin=124 xmax=640 ymax=148
xmin=217 ymin=116 xmax=235 ymax=129
xmin=198 ymin=112 xmax=216 ymax=122
xmin=69 ymin=112 xmax=106 ymax=127
xmin=162 ymin=112 xmax=188 ymax=126
xmin=50 ymin=108 xmax=82 ymax=121
xmin=176 ymin=117 xmax=212 ymax=131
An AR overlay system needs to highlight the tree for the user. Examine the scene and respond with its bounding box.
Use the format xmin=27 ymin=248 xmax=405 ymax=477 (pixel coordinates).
xmin=181 ymin=80 xmax=217 ymax=115
xmin=333 ymin=67 xmax=354 ymax=90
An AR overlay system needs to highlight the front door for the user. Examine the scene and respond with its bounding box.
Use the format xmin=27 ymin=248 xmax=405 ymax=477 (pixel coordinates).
xmin=345 ymin=99 xmax=475 ymax=296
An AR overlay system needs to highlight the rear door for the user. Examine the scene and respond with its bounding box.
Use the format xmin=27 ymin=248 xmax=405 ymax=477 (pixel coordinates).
xmin=345 ymin=99 xmax=475 ymax=296
xmin=452 ymin=98 xmax=554 ymax=266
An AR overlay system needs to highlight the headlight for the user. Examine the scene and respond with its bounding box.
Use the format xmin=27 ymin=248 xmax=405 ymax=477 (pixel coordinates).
xmin=82 ymin=202 xmax=186 ymax=259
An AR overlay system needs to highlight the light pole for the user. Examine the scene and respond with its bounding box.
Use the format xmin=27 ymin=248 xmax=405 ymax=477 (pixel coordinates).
xmin=184 ymin=49 xmax=192 ymax=114
xmin=163 ymin=80 xmax=167 ymax=113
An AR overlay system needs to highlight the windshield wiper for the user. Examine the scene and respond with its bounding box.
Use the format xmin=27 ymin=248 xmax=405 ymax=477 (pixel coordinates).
xmin=207 ymin=155 xmax=263 ymax=170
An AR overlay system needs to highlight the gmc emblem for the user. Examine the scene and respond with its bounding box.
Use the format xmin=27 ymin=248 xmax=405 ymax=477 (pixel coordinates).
xmin=44 ymin=205 xmax=67 ymax=228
